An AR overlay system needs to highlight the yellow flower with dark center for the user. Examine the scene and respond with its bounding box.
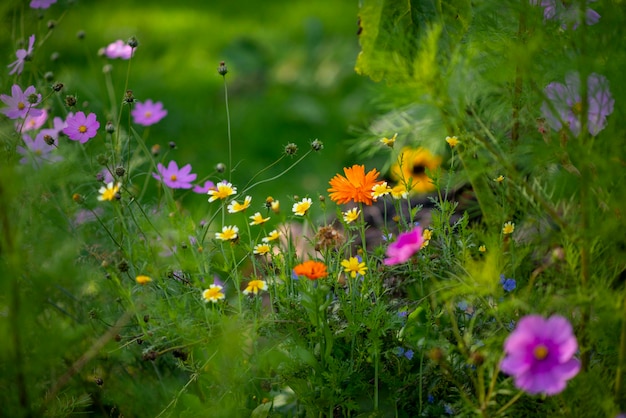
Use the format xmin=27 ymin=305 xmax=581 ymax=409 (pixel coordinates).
xmin=249 ymin=212 xmax=270 ymax=226
xmin=292 ymin=198 xmax=312 ymax=216
xmin=202 ymin=284 xmax=225 ymax=303
xmin=98 ymin=182 xmax=121 ymax=201
xmin=262 ymin=229 xmax=281 ymax=243
xmin=208 ymin=181 xmax=237 ymax=202
xmin=136 ymin=275 xmax=152 ymax=285
xmin=227 ymin=195 xmax=252 ymax=213
xmin=380 ymin=133 xmax=397 ymax=148
xmin=391 ymin=147 xmax=441 ymax=194
xmin=445 ymin=136 xmax=459 ymax=148
xmin=371 ymin=181 xmax=392 ymax=201
xmin=341 ymin=257 xmax=368 ymax=278
xmin=215 ymin=225 xmax=239 ymax=241
xmin=502 ymin=222 xmax=515 ymax=235
xmin=343 ymin=207 xmax=361 ymax=224
xmin=243 ymin=279 xmax=267 ymax=295
xmin=253 ymin=243 xmax=272 ymax=255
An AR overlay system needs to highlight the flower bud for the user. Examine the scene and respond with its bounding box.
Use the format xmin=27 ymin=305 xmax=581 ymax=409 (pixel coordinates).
xmin=151 ymin=144 xmax=161 ymax=156
xmin=52 ymin=82 xmax=64 ymax=92
xmin=284 ymin=143 xmax=298 ymax=156
xmin=311 ymin=139 xmax=323 ymax=151
xmin=117 ymin=260 xmax=129 ymax=272
xmin=43 ymin=135 xmax=55 ymax=146
xmin=77 ymin=30 xmax=86 ymax=40
xmin=216 ymin=162 xmax=225 ymax=173
xmin=44 ymin=72 xmax=54 ymax=82
xmin=127 ymin=36 xmax=139 ymax=48
xmin=115 ymin=166 xmax=125 ymax=177
xmin=105 ymin=121 xmax=115 ymax=134
xmin=168 ymin=141 xmax=176 ymax=149
xmin=123 ymin=90 xmax=135 ymax=105
xmin=96 ymin=172 xmax=105 ymax=182
xmin=47 ymin=20 xmax=56 ymax=30
xmin=27 ymin=94 xmax=39 ymax=104
xmin=72 ymin=193 xmax=84 ymax=204
xmin=65 ymin=95 xmax=77 ymax=107
xmin=217 ymin=61 xmax=228 ymax=76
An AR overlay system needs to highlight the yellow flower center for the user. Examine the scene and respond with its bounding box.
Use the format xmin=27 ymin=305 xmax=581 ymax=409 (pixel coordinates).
xmin=79 ymin=125 xmax=88 ymax=133
xmin=144 ymin=111 xmax=152 ymax=118
xmin=170 ymin=174 xmax=177 ymax=182
xmin=572 ymin=102 xmax=583 ymax=115
xmin=18 ymin=102 xmax=25 ymax=110
xmin=533 ymin=344 xmax=549 ymax=360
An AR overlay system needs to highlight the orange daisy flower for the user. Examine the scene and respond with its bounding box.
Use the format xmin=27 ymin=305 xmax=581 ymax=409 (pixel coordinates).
xmin=327 ymin=165 xmax=382 ymax=205
xmin=293 ymin=260 xmax=328 ymax=280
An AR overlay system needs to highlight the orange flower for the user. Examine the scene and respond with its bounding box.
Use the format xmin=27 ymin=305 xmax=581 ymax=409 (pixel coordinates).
xmin=293 ymin=260 xmax=328 ymax=280
xmin=328 ymin=165 xmax=382 ymax=205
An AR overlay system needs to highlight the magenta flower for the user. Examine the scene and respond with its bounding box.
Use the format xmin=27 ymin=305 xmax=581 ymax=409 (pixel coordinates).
xmin=103 ymin=40 xmax=134 ymax=60
xmin=1 ymin=84 xmax=43 ymax=120
xmin=8 ymin=34 xmax=35 ymax=76
xmin=152 ymin=161 xmax=197 ymax=189
xmin=131 ymin=99 xmax=168 ymax=126
xmin=17 ymin=132 xmax=62 ymax=166
xmin=18 ymin=108 xmax=48 ymax=132
xmin=531 ymin=0 xmax=600 ymax=29
xmin=193 ymin=180 xmax=216 ymax=194
xmin=30 ymin=0 xmax=57 ymax=9
xmin=500 ymin=314 xmax=580 ymax=395
xmin=541 ymin=72 xmax=614 ymax=137
xmin=63 ymin=111 xmax=100 ymax=143
xmin=383 ymin=226 xmax=424 ymax=265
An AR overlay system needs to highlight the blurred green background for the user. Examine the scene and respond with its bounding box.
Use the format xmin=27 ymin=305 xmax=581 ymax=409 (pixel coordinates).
xmin=2 ymin=0 xmax=378 ymax=210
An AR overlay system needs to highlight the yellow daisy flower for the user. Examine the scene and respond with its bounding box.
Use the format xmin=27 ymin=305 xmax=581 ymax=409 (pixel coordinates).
xmin=478 ymin=245 xmax=487 ymax=252
xmin=227 ymin=195 xmax=252 ymax=213
xmin=391 ymin=184 xmax=409 ymax=200
xmin=215 ymin=225 xmax=239 ymax=241
xmin=502 ymin=222 xmax=515 ymax=235
xmin=249 ymin=212 xmax=270 ymax=226
xmin=208 ymin=181 xmax=237 ymax=202
xmin=98 ymin=182 xmax=121 ymax=201
xmin=343 ymin=207 xmax=361 ymax=224
xmin=445 ymin=136 xmax=459 ymax=148
xmin=371 ymin=181 xmax=393 ymax=201
xmin=253 ymin=243 xmax=272 ymax=255
xmin=243 ymin=279 xmax=267 ymax=295
xmin=202 ymin=284 xmax=225 ymax=303
xmin=292 ymin=197 xmax=312 ymax=216
xmin=341 ymin=256 xmax=368 ymax=278
xmin=380 ymin=133 xmax=397 ymax=148
xmin=135 ymin=275 xmax=152 ymax=285
xmin=262 ymin=229 xmax=281 ymax=243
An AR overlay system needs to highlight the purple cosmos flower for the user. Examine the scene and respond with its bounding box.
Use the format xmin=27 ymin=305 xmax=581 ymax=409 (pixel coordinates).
xmin=1 ymin=84 xmax=43 ymax=120
xmin=63 ymin=111 xmax=100 ymax=143
xmin=8 ymin=34 xmax=35 ymax=75
xmin=500 ymin=314 xmax=580 ymax=395
xmin=383 ymin=226 xmax=424 ymax=265
xmin=152 ymin=161 xmax=197 ymax=189
xmin=18 ymin=108 xmax=48 ymax=132
xmin=30 ymin=0 xmax=57 ymax=9
xmin=103 ymin=40 xmax=134 ymax=60
xmin=500 ymin=274 xmax=516 ymax=292
xmin=131 ymin=99 xmax=168 ymax=126
xmin=17 ymin=132 xmax=62 ymax=166
xmin=542 ymin=72 xmax=614 ymax=137
xmin=193 ymin=180 xmax=216 ymax=194
xmin=532 ymin=0 xmax=600 ymax=29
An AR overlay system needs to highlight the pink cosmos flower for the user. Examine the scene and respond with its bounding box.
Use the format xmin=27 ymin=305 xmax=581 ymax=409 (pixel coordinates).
xmin=17 ymin=132 xmax=62 ymax=166
xmin=18 ymin=108 xmax=48 ymax=132
xmin=193 ymin=180 xmax=216 ymax=194
xmin=500 ymin=314 xmax=581 ymax=395
xmin=383 ymin=226 xmax=424 ymax=265
xmin=152 ymin=161 xmax=197 ymax=189
xmin=8 ymin=34 xmax=35 ymax=76
xmin=531 ymin=0 xmax=600 ymax=29
xmin=30 ymin=0 xmax=57 ymax=9
xmin=63 ymin=111 xmax=100 ymax=143
xmin=1 ymin=84 xmax=43 ymax=120
xmin=131 ymin=99 xmax=168 ymax=126
xmin=103 ymin=40 xmax=134 ymax=60
xmin=541 ymin=72 xmax=614 ymax=137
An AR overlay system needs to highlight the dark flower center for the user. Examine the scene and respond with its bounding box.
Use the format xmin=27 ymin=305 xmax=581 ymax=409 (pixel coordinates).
xmin=412 ymin=164 xmax=426 ymax=175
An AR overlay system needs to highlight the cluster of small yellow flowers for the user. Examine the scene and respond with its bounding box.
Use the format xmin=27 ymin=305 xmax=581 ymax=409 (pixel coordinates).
xmin=380 ymin=133 xmax=397 ymax=148
xmin=98 ymin=182 xmax=121 ymax=201
xmin=341 ymin=256 xmax=368 ymax=278
xmin=208 ymin=181 xmax=237 ymax=202
xmin=292 ymin=197 xmax=312 ymax=216
xmin=371 ymin=181 xmax=393 ymax=200
xmin=391 ymin=184 xmax=409 ymax=200
xmin=253 ymin=243 xmax=273 ymax=255
xmin=343 ymin=207 xmax=360 ymax=224
xmin=445 ymin=136 xmax=459 ymax=148
xmin=421 ymin=228 xmax=432 ymax=248
xmin=249 ymin=212 xmax=270 ymax=226
xmin=479 ymin=245 xmax=487 ymax=252
xmin=262 ymin=229 xmax=281 ymax=243
xmin=494 ymin=175 xmax=505 ymax=183
xmin=136 ymin=275 xmax=152 ymax=285
xmin=216 ymin=225 xmax=239 ymax=241
xmin=227 ymin=195 xmax=252 ymax=213
xmin=243 ymin=279 xmax=267 ymax=295
xmin=202 ymin=284 xmax=225 ymax=303
xmin=502 ymin=221 xmax=515 ymax=235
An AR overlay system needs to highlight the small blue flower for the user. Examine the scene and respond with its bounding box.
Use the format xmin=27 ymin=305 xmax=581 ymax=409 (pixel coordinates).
xmin=404 ymin=349 xmax=414 ymax=360
xmin=398 ymin=310 xmax=408 ymax=318
xmin=444 ymin=404 xmax=454 ymax=415
xmin=427 ymin=394 xmax=434 ymax=404
xmin=499 ymin=274 xmax=516 ymax=292
xmin=395 ymin=346 xmax=405 ymax=356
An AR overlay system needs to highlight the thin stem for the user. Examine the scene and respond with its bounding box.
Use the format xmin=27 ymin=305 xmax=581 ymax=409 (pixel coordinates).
xmin=223 ymin=75 xmax=232 ymax=182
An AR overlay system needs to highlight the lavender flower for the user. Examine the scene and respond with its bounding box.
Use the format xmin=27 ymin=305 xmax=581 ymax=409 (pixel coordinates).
xmin=63 ymin=111 xmax=100 ymax=143
xmin=19 ymin=108 xmax=48 ymax=132
xmin=500 ymin=314 xmax=580 ymax=395
xmin=542 ymin=72 xmax=614 ymax=137
xmin=152 ymin=161 xmax=197 ymax=189
xmin=1 ymin=84 xmax=43 ymax=120
xmin=532 ymin=0 xmax=600 ymax=29
xmin=383 ymin=227 xmax=424 ymax=265
xmin=17 ymin=132 xmax=62 ymax=166
xmin=30 ymin=0 xmax=57 ymax=8
xmin=103 ymin=40 xmax=134 ymax=60
xmin=8 ymin=34 xmax=35 ymax=75
xmin=131 ymin=99 xmax=167 ymax=126
xmin=193 ymin=180 xmax=216 ymax=194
